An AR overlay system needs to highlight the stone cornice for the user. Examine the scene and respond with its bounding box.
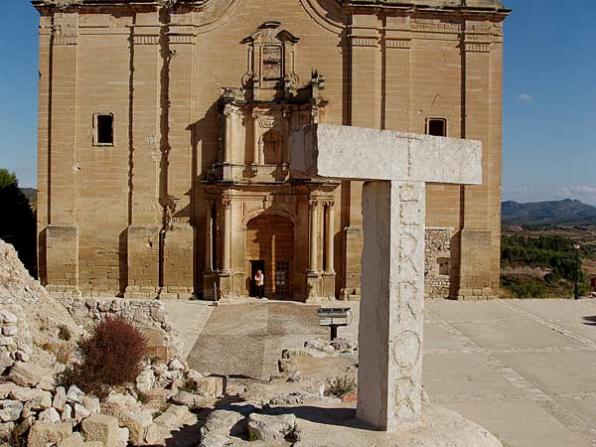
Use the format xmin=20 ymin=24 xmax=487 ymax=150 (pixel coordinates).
xmin=339 ymin=0 xmax=511 ymax=20
xmin=31 ymin=0 xmax=214 ymax=10
xmin=339 ymin=0 xmax=510 ymax=12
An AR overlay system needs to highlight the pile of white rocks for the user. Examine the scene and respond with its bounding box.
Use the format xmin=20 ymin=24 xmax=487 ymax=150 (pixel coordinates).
xmin=0 ymin=239 xmax=82 ymax=374
xmin=199 ymin=404 xmax=301 ymax=447
xmin=0 ymin=239 xmax=228 ymax=447
xmin=0 ymin=355 xmax=227 ymax=447
xmin=0 ymin=308 xmax=29 ymax=375
xmin=278 ymin=338 xmax=357 ymax=373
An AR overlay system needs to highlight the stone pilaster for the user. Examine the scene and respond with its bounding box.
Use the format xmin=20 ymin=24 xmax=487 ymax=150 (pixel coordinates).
xmin=45 ymin=225 xmax=80 ymax=297
xmin=324 ymin=200 xmax=336 ymax=274
xmin=342 ymin=15 xmax=382 ymax=300
xmin=306 ymin=198 xmax=322 ymax=299
xmin=458 ymin=26 xmax=495 ymax=299
xmin=44 ymin=12 xmax=80 ymax=294
xmin=383 ymin=17 xmax=411 ymax=132
xmin=224 ymin=104 xmax=234 ymax=164
xmin=204 ymin=202 xmax=214 ymax=274
xmin=161 ymin=22 xmax=196 ymax=298
xmin=125 ymin=11 xmax=161 ymax=298
xmin=252 ymin=110 xmax=261 ymax=165
xmin=125 ymin=226 xmax=159 ymax=299
xmin=357 ymin=180 xmax=425 ymax=430
xmin=217 ymin=197 xmax=233 ymax=299
xmin=322 ymin=199 xmax=337 ymax=299
xmin=37 ymin=14 xmax=52 ymax=275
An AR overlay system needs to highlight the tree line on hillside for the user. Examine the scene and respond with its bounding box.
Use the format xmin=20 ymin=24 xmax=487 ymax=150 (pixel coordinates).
xmin=501 ymin=234 xmax=590 ymax=298
xmin=0 ymin=169 xmax=36 ymax=275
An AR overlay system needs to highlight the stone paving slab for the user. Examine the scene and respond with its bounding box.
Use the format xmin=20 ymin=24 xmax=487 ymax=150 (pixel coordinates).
xmin=453 ymin=319 xmax=587 ymax=350
xmin=495 ymin=351 xmax=596 ymax=395
xmin=186 ymin=301 xmax=326 ymax=379
xmin=163 ymin=300 xmax=213 ymax=359
xmin=426 ymin=299 xmax=596 ymax=447
xmin=178 ymin=298 xmax=596 ymax=446
xmin=423 ymin=352 xmax=522 ymax=401
xmin=446 ymin=401 xmax=588 ymax=447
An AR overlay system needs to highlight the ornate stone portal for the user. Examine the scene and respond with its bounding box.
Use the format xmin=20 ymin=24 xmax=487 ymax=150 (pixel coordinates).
xmin=201 ymin=22 xmax=338 ymax=302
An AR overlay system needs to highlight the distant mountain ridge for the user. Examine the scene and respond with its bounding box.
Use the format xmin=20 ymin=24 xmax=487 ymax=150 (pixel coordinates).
xmin=502 ymin=199 xmax=596 ymax=226
xmin=19 ymin=188 xmax=37 ymax=211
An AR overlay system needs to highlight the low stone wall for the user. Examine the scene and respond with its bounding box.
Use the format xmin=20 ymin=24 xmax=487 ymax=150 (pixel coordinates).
xmin=58 ymin=297 xmax=180 ymax=360
xmin=425 ymin=228 xmax=454 ymax=299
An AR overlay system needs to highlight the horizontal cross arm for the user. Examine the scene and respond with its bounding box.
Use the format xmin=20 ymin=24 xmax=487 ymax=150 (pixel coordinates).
xmin=290 ymin=123 xmax=482 ymax=185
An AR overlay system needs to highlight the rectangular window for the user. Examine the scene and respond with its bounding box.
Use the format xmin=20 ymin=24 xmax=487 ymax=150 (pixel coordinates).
xmin=427 ymin=118 xmax=447 ymax=137
xmin=94 ymin=114 xmax=114 ymax=146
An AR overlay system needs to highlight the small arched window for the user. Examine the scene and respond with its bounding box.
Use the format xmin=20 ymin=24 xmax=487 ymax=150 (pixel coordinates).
xmin=262 ymin=130 xmax=283 ymax=165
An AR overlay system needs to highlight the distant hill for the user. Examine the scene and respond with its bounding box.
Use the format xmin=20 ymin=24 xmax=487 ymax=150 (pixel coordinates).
xmin=502 ymin=199 xmax=596 ymax=226
xmin=20 ymin=188 xmax=37 ymax=211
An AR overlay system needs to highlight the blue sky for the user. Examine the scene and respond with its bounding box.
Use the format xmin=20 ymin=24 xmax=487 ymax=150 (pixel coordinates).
xmin=1 ymin=0 xmax=595 ymax=205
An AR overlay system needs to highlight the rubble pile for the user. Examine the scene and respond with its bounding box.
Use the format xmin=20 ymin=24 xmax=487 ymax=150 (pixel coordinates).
xmin=0 ymin=239 xmax=81 ymax=374
xmin=0 ymin=240 xmax=227 ymax=446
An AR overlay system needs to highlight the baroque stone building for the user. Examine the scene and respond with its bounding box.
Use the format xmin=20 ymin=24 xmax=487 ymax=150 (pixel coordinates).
xmin=33 ymin=0 xmax=510 ymax=301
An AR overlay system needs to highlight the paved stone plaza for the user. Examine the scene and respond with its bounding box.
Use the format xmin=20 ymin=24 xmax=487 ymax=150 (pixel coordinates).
xmin=166 ymin=298 xmax=596 ymax=446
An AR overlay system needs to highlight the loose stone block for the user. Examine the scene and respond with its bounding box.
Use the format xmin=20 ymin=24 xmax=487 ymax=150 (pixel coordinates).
xmin=81 ymin=414 xmax=120 ymax=447
xmin=28 ymin=422 xmax=73 ymax=447
xmin=66 ymin=384 xmax=85 ymax=404
xmin=8 ymin=362 xmax=46 ymax=387
xmin=38 ymin=407 xmax=61 ymax=423
xmin=0 ymin=311 xmax=17 ymax=324
xmin=0 ymin=400 xmax=23 ymax=422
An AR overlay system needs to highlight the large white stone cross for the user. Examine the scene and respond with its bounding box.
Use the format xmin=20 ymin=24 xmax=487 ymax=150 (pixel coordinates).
xmin=291 ymin=124 xmax=482 ymax=431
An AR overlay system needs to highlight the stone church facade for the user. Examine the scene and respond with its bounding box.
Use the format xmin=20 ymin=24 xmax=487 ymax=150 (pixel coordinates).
xmin=33 ymin=0 xmax=510 ymax=301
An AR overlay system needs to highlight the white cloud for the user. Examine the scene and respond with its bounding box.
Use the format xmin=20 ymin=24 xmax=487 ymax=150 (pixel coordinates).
xmin=517 ymin=93 xmax=533 ymax=103
xmin=556 ymin=185 xmax=596 ymax=205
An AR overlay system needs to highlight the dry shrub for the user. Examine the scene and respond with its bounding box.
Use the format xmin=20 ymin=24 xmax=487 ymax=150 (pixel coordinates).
xmin=69 ymin=318 xmax=148 ymax=394
xmin=325 ymin=376 xmax=356 ymax=398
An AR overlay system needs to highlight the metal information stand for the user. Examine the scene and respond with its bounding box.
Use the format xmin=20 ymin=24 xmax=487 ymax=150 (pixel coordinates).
xmin=317 ymin=307 xmax=353 ymax=340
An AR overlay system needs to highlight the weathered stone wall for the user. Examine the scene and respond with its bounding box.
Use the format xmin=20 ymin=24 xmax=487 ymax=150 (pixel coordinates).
xmin=425 ymin=228 xmax=454 ymax=299
xmin=34 ymin=0 xmax=507 ymax=301
xmin=58 ymin=297 xmax=180 ymax=360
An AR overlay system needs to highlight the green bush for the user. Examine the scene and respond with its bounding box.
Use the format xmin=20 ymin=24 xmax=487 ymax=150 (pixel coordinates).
xmin=501 ymin=235 xmax=584 ymax=282
xmin=501 ymin=276 xmax=550 ymax=298
xmin=0 ymin=169 xmax=36 ymax=275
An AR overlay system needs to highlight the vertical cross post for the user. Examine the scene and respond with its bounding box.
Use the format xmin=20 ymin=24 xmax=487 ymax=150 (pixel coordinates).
xmin=357 ymin=181 xmax=426 ymax=429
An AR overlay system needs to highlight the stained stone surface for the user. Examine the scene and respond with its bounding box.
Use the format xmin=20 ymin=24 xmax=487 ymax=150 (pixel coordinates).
xmin=357 ymin=181 xmax=426 ymax=430
xmin=290 ymin=123 xmax=482 ymax=184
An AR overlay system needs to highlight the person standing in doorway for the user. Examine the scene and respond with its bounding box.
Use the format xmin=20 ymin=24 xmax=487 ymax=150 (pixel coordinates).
xmin=254 ymin=269 xmax=265 ymax=299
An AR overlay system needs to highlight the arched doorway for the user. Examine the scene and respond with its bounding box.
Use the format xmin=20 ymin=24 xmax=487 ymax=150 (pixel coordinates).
xmin=246 ymin=214 xmax=294 ymax=299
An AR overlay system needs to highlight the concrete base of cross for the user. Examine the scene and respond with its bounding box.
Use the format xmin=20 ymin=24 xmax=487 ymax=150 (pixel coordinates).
xmin=284 ymin=403 xmax=502 ymax=447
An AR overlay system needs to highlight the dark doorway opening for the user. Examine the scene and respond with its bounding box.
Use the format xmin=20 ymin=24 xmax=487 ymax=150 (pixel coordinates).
xmin=250 ymin=260 xmax=265 ymax=297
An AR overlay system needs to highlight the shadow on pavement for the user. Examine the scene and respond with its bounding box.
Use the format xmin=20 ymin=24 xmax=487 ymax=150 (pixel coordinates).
xmin=582 ymin=315 xmax=596 ymax=326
